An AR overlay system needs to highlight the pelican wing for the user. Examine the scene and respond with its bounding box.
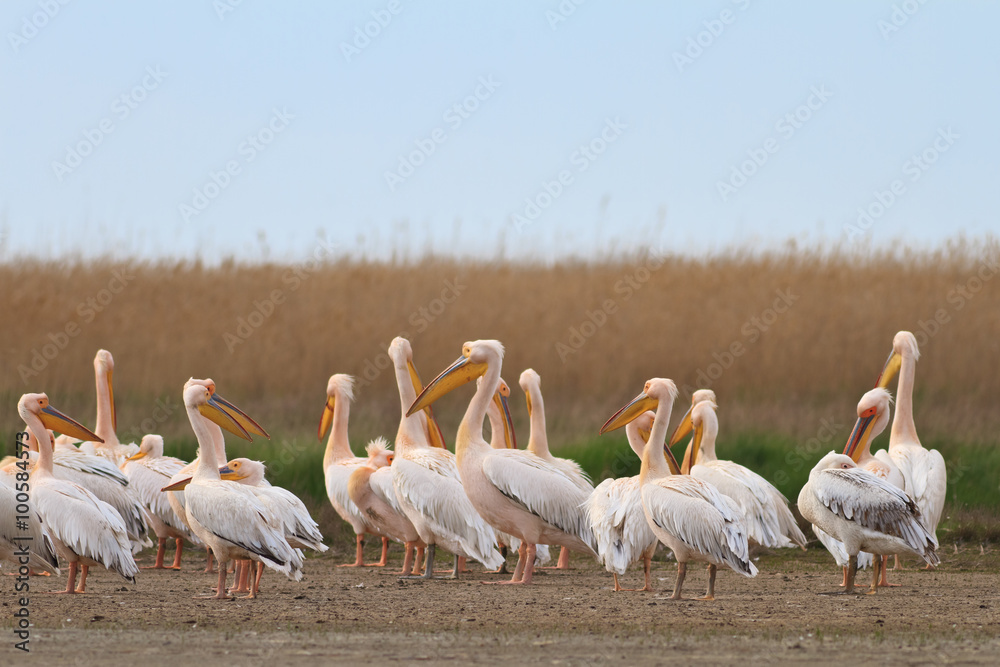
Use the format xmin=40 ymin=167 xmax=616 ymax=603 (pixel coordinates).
xmin=586 ymin=476 xmax=656 ymax=574
xmin=370 ymin=466 xmax=407 ymax=517
xmin=0 ymin=482 xmax=59 ymax=574
xmin=481 ymin=450 xmax=596 ymax=553
xmin=52 ymin=449 xmax=128 ymax=485
xmin=122 ymin=458 xmax=189 ymax=536
xmin=256 ymin=485 xmax=327 ymax=552
xmin=642 ymin=475 xmax=757 ymax=577
xmin=898 ymin=447 xmax=947 ymax=537
xmin=324 ymin=457 xmax=369 ymax=533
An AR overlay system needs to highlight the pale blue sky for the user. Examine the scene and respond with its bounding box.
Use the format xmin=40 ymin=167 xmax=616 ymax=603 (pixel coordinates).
xmin=1 ymin=1 xmax=997 ymax=263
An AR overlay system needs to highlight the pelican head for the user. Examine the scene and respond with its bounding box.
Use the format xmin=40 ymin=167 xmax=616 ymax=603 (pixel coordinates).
xmin=668 ymin=388 xmax=717 ymax=447
xmin=600 ymin=378 xmax=678 ymax=434
xmin=810 ymin=451 xmax=859 ymax=478
xmin=669 ymin=399 xmax=717 ymax=473
xmin=407 ymin=340 xmax=505 ymax=416
xmin=843 ymin=388 xmax=892 ymax=462
xmin=125 ymin=434 xmax=165 ymax=462
xmin=481 ymin=375 xmax=517 ymax=449
xmin=363 ymin=437 xmax=394 ymax=468
xmin=17 ymin=393 xmax=103 ymax=443
xmin=319 ymin=374 xmax=355 ymax=440
xmin=219 ymin=457 xmax=266 ymax=485
xmin=876 ymin=331 xmax=920 ymax=389
xmin=519 ymin=368 xmax=541 ymax=417
xmin=183 ymin=383 xmax=266 ymax=442
xmin=95 ymin=349 xmax=117 ymax=431
xmin=390 ymin=337 xmax=447 ymax=449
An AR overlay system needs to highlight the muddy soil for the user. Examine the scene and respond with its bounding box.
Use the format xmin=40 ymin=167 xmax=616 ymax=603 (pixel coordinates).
xmin=4 ymin=544 xmax=999 ymax=665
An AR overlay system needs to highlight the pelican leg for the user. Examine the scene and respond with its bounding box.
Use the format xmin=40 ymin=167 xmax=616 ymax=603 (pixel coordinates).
xmin=878 ymin=555 xmax=900 ymax=587
xmin=48 ymin=561 xmax=80 ymax=594
xmin=613 ymin=572 xmax=623 ymax=592
xmin=75 ymin=565 xmax=89 ymax=593
xmin=413 ymin=546 xmax=425 ymax=575
xmin=670 ymin=562 xmax=687 ymax=600
xmin=456 ymin=556 xmax=469 ymax=573
xmin=866 ymin=556 xmax=881 ymax=595
xmin=443 ymin=554 xmax=460 ymax=579
xmin=696 ymin=564 xmax=716 ymax=601
xmin=641 ymin=553 xmax=654 ymax=592
xmin=839 ymin=566 xmax=848 ymax=587
xmin=400 ymin=544 xmax=435 ymax=580
xmin=168 ymin=539 xmax=184 ymax=570
xmin=822 ymin=555 xmax=860 ymax=595
xmin=892 ymin=554 xmax=902 ymax=571
xmin=485 ymin=541 xmax=527 ymax=584
xmin=241 ymin=562 xmax=264 ymax=599
xmin=339 ymin=534 xmax=367 ymax=567
xmin=376 ymin=537 xmax=390 ymax=567
xmin=519 ymin=544 xmax=537 ymax=584
xmin=230 ymin=560 xmax=251 ymax=594
xmin=198 ymin=560 xmax=231 ymax=599
xmin=204 ymin=548 xmax=215 ymax=573
xmin=540 ymin=546 xmax=572 ymax=570
xmin=400 ymin=541 xmax=416 ymax=575
xmin=494 ymin=544 xmax=509 ymax=574
xmin=142 ymin=538 xmax=168 ymax=569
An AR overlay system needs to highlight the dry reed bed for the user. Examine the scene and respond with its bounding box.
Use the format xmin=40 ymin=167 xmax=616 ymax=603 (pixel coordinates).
xmin=2 ymin=239 xmax=998 ymax=449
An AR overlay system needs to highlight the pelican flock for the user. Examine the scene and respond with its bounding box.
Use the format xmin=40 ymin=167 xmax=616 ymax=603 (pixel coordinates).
xmin=3 ymin=329 xmax=955 ymax=602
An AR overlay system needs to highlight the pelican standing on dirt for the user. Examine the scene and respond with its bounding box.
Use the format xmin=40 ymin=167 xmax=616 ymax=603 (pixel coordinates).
xmin=319 ymin=374 xmax=386 ymax=567
xmin=408 ymin=340 xmax=594 ymax=584
xmin=601 ymin=379 xmax=757 ymax=600
xmin=171 ymin=382 xmax=301 ymax=599
xmin=875 ymin=331 xmax=946 ymax=561
xmin=18 ymin=393 xmax=138 ymax=593
xmin=670 ymin=395 xmax=807 ymax=550
xmin=797 ymin=451 xmax=939 ymax=594
xmin=519 ymin=368 xmax=593 ymax=569
xmin=586 ymin=410 xmax=659 ymax=591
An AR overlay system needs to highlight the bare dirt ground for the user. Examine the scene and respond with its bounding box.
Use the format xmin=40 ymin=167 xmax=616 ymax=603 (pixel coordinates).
xmin=4 ymin=543 xmax=999 ymax=666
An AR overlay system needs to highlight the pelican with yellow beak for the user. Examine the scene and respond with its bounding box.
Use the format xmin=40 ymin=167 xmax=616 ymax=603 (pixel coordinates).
xmin=408 ymin=340 xmax=592 ymax=584
xmin=18 ymin=393 xmax=139 ymax=593
xmin=601 ymin=379 xmax=757 ymax=600
xmin=669 ymin=394 xmax=806 ymax=550
xmin=875 ymin=331 xmax=945 ymax=563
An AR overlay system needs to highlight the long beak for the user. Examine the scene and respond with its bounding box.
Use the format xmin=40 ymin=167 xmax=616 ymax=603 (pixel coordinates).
xmin=161 ymin=477 xmax=191 ymax=492
xmin=600 ymin=392 xmax=658 ymax=434
xmin=218 ymin=464 xmax=246 ymax=481
xmin=318 ymin=396 xmax=335 ymax=441
xmin=408 ymin=358 xmax=447 ymax=449
xmin=198 ymin=395 xmax=252 ymax=441
xmin=107 ymin=368 xmax=117 ymax=433
xmin=407 ymin=355 xmax=488 ymax=416
xmin=525 ymin=391 xmax=533 ymax=420
xmin=124 ymin=450 xmax=147 ymax=463
xmin=211 ymin=393 xmax=269 ymax=439
xmin=668 ymin=405 xmax=694 ymax=447
xmin=494 ymin=390 xmax=517 ymax=449
xmin=681 ymin=422 xmax=703 ymax=475
xmin=843 ymin=409 xmax=878 ymax=462
xmin=39 ymin=405 xmax=103 ymax=443
xmin=875 ymin=350 xmax=902 ymax=389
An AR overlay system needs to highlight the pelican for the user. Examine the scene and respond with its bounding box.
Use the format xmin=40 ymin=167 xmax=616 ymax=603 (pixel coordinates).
xmin=669 ymin=395 xmax=807 ymax=550
xmin=408 ymin=340 xmax=592 ymax=584
xmin=18 ymin=393 xmax=138 ymax=593
xmin=121 ymin=435 xmax=194 ymax=569
xmin=319 ymin=373 xmax=386 ymax=567
xmin=875 ymin=331 xmax=946 ymax=563
xmin=77 ymin=350 xmax=139 ymax=463
xmin=0 ymin=473 xmax=59 ymax=575
xmin=519 ymin=368 xmax=593 ymax=569
xmin=218 ymin=457 xmax=327 ymax=597
xmin=797 ymin=451 xmax=939 ymax=594
xmin=347 ymin=439 xmax=424 ymax=575
xmin=585 ymin=410 xmax=658 ymax=591
xmin=601 ymin=378 xmax=757 ymax=600
xmin=167 ymin=382 xmax=301 ymax=599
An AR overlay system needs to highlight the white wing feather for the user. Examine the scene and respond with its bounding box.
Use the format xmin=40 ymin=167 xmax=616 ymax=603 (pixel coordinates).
xmin=586 ymin=476 xmax=657 ymax=575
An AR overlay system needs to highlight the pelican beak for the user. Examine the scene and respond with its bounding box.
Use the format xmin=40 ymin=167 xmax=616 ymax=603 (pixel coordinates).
xmin=875 ymin=350 xmax=902 ymax=389
xmin=407 ymin=354 xmax=488 ymax=416
xmin=637 ymin=424 xmax=651 ymax=445
xmin=124 ymin=449 xmax=148 ymax=463
xmin=161 ymin=477 xmax=191 ymax=492
xmin=681 ymin=421 xmax=703 ymax=475
xmin=600 ymin=392 xmax=658 ymax=434
xmin=218 ymin=464 xmax=245 ymax=481
xmin=669 ymin=405 xmax=694 ymax=447
xmin=198 ymin=395 xmax=252 ymax=441
xmin=211 ymin=394 xmax=269 ymax=439
xmin=494 ymin=389 xmax=517 ymax=449
xmin=409 ymin=358 xmax=447 ymax=449
xmin=525 ymin=391 xmax=533 ymax=420
xmin=318 ymin=396 xmax=335 ymax=441
xmin=39 ymin=405 xmax=103 ymax=443
xmin=843 ymin=406 xmax=878 ymax=462
xmin=107 ymin=368 xmax=117 ymax=433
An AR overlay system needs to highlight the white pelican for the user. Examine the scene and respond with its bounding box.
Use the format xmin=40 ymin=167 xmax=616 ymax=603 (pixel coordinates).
xmin=319 ymin=374 xmax=386 ymax=567
xmin=601 ymin=378 xmax=757 ymax=600
xmin=218 ymin=457 xmax=327 ymax=597
xmin=71 ymin=350 xmax=138 ymax=463
xmin=168 ymin=382 xmax=301 ymax=599
xmin=797 ymin=451 xmax=939 ymax=594
xmin=18 ymin=393 xmax=138 ymax=593
xmin=408 ymin=340 xmax=593 ymax=584
xmin=875 ymin=331 xmax=946 ymax=561
xmin=0 ymin=473 xmax=59 ymax=575
xmin=585 ymin=410 xmax=658 ymax=591
xmin=519 ymin=368 xmax=593 ymax=570
xmin=121 ymin=434 xmax=194 ymax=569
xmin=669 ymin=396 xmax=807 ymax=550
xmin=347 ymin=439 xmax=424 ymax=575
